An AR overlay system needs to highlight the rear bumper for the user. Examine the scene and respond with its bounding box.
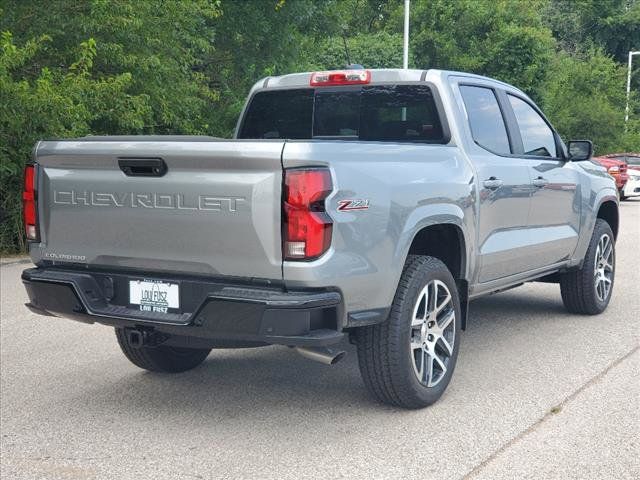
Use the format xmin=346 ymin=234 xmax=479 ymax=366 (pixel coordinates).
xmin=22 ymin=267 xmax=345 ymax=347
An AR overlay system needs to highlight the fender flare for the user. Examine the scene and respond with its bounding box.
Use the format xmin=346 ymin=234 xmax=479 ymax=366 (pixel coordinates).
xmin=392 ymin=203 xmax=472 ymax=329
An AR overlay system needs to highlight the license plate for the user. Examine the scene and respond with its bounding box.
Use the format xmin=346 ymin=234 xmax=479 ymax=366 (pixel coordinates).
xmin=129 ymin=279 xmax=179 ymax=313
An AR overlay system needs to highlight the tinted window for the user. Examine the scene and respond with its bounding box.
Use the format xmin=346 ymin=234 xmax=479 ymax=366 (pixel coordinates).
xmin=314 ymin=89 xmax=360 ymax=137
xmin=239 ymin=85 xmax=445 ymax=143
xmin=459 ymin=85 xmax=511 ymax=154
xmin=508 ymin=95 xmax=557 ymax=157
xmin=359 ymin=85 xmax=444 ymax=142
xmin=239 ymin=89 xmax=313 ymax=139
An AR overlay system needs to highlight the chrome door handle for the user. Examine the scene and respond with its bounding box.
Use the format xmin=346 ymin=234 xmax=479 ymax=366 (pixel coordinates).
xmin=532 ymin=177 xmax=548 ymax=187
xmin=483 ymin=177 xmax=503 ymax=189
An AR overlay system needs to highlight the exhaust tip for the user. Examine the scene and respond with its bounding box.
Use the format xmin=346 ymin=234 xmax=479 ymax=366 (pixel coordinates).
xmin=329 ymin=350 xmax=346 ymax=365
xmin=295 ymin=346 xmax=346 ymax=365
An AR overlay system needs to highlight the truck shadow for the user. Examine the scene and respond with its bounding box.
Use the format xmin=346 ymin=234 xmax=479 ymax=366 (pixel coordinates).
xmin=67 ymin=286 xmax=573 ymax=420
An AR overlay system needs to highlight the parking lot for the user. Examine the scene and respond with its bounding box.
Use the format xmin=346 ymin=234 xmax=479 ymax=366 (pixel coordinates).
xmin=1 ymin=200 xmax=638 ymax=480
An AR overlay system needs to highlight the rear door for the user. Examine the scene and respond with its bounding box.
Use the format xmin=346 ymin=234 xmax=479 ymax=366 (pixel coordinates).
xmin=455 ymin=82 xmax=535 ymax=283
xmin=34 ymin=139 xmax=284 ymax=279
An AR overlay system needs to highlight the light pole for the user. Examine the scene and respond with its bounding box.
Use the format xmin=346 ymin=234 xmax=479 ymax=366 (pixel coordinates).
xmin=401 ymin=0 xmax=410 ymax=121
xmin=403 ymin=0 xmax=410 ymax=69
xmin=625 ymin=50 xmax=640 ymax=128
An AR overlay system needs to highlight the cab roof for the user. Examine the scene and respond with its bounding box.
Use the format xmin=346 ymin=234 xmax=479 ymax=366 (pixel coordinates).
xmin=254 ymin=68 xmax=522 ymax=95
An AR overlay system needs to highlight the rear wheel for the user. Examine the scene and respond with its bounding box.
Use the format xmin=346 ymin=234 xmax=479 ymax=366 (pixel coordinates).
xmin=355 ymin=255 xmax=461 ymax=409
xmin=559 ymin=219 xmax=615 ymax=314
xmin=115 ymin=328 xmax=211 ymax=373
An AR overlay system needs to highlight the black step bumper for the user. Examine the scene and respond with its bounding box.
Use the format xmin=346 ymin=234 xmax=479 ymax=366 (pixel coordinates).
xmin=22 ymin=267 xmax=345 ymax=347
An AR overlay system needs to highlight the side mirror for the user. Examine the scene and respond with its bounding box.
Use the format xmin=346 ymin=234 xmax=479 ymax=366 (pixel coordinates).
xmin=567 ymin=140 xmax=593 ymax=161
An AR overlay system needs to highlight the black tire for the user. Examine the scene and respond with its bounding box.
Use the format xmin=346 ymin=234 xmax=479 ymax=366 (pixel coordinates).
xmin=355 ymin=255 xmax=461 ymax=409
xmin=115 ymin=328 xmax=211 ymax=373
xmin=560 ymin=219 xmax=615 ymax=314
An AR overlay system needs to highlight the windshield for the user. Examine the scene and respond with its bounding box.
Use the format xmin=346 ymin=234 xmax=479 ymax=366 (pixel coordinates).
xmin=238 ymin=84 xmax=446 ymax=143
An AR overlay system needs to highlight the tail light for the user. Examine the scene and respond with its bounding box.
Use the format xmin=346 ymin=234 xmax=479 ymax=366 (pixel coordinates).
xmin=310 ymin=69 xmax=371 ymax=86
xmin=23 ymin=164 xmax=39 ymax=241
xmin=283 ymin=169 xmax=333 ymax=260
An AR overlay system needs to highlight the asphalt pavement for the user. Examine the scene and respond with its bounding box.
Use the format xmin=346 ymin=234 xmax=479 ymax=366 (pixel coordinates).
xmin=1 ymin=200 xmax=639 ymax=480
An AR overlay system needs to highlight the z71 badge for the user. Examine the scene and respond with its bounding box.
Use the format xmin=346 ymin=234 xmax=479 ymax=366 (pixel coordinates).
xmin=337 ymin=199 xmax=370 ymax=211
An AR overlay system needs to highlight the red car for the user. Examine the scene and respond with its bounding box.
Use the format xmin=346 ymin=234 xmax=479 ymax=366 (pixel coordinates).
xmin=593 ymin=154 xmax=629 ymax=195
xmin=599 ymin=153 xmax=640 ymax=199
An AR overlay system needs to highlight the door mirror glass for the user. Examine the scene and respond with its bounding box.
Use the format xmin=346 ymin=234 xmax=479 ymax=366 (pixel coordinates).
xmin=568 ymin=140 xmax=592 ymax=161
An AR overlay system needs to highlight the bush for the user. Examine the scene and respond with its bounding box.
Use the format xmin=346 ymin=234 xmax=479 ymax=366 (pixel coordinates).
xmin=0 ymin=32 xmax=150 ymax=252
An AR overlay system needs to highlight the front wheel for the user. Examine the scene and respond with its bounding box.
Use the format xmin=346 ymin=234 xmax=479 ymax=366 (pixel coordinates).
xmin=559 ymin=219 xmax=615 ymax=314
xmin=355 ymin=255 xmax=461 ymax=409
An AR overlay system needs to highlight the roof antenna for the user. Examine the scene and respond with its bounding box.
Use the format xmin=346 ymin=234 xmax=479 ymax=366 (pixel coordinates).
xmin=341 ymin=28 xmax=351 ymax=67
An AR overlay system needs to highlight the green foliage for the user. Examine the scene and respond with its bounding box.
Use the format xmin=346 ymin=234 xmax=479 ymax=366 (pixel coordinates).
xmin=202 ymin=0 xmax=326 ymax=136
xmin=407 ymin=0 xmax=555 ymax=100
xmin=2 ymin=0 xmax=222 ymax=134
xmin=545 ymin=0 xmax=640 ymax=62
xmin=541 ymin=49 xmax=640 ymax=154
xmin=307 ymin=32 xmax=405 ymax=70
xmin=0 ymin=31 xmax=151 ymax=252
xmin=0 ymin=0 xmax=639 ymax=252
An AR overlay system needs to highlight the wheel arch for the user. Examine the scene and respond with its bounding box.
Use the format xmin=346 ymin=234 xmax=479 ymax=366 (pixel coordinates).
xmin=406 ymin=223 xmax=467 ymax=281
xmin=569 ymin=191 xmax=618 ymax=270
xmin=596 ymin=199 xmax=619 ymax=240
xmin=398 ymin=212 xmax=471 ymax=329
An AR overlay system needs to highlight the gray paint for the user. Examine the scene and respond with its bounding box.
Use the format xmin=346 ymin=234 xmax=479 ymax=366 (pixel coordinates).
xmin=29 ymin=68 xmax=617 ymax=323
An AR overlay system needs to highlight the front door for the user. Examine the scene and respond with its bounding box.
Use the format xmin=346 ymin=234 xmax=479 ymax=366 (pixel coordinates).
xmin=504 ymin=93 xmax=580 ymax=268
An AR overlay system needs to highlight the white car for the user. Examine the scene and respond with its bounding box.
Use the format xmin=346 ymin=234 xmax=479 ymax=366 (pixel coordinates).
xmin=620 ymin=154 xmax=640 ymax=199
xmin=624 ymin=169 xmax=640 ymax=198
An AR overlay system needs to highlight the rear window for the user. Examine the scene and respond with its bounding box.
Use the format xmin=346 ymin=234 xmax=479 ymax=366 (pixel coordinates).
xmin=238 ymin=85 xmax=445 ymax=143
xmin=238 ymin=89 xmax=313 ymax=139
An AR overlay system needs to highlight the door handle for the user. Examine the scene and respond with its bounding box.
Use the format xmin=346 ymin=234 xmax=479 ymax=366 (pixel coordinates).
xmin=118 ymin=158 xmax=167 ymax=177
xmin=532 ymin=176 xmax=548 ymax=188
xmin=483 ymin=177 xmax=503 ymax=190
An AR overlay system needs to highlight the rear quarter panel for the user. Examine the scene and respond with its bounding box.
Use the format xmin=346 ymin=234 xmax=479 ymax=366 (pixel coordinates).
xmin=282 ymin=141 xmax=476 ymax=314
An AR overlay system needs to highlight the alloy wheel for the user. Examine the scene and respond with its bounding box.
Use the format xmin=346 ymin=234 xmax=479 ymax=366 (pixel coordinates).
xmin=409 ymin=279 xmax=456 ymax=387
xmin=594 ymin=233 xmax=614 ymax=302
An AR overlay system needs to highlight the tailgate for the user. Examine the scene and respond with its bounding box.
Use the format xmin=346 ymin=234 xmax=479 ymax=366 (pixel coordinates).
xmin=32 ymin=138 xmax=284 ymax=280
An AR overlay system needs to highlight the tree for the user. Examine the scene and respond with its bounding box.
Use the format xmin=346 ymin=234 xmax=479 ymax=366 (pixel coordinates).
xmin=306 ymin=31 xmax=405 ymax=70
xmin=406 ymin=0 xmax=555 ymax=101
xmin=1 ymin=0 xmax=222 ymax=134
xmin=545 ymin=0 xmax=640 ymax=63
xmin=0 ymin=32 xmax=149 ymax=251
xmin=541 ymin=49 xmax=639 ymax=153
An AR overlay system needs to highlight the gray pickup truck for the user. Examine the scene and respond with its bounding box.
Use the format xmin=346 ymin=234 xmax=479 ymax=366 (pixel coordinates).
xmin=22 ymin=68 xmax=618 ymax=408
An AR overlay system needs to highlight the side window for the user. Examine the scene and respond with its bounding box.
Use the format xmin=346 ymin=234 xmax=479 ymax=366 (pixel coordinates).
xmin=459 ymin=85 xmax=511 ymax=155
xmin=508 ymin=95 xmax=557 ymax=157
